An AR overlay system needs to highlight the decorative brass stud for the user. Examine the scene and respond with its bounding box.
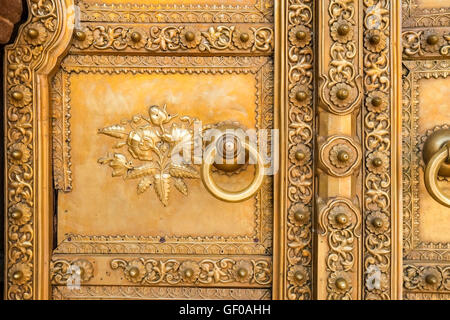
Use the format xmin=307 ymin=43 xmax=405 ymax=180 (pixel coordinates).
xmin=12 ymin=271 xmax=23 ymax=281
xmin=295 ymin=151 xmax=306 ymax=161
xmin=11 ymin=150 xmax=23 ymax=161
xmin=12 ymin=91 xmax=24 ymax=101
xmin=425 ymin=274 xmax=438 ymax=285
xmin=27 ymin=28 xmax=39 ymax=39
xmin=11 ymin=209 xmax=23 ymax=220
xmin=337 ymin=150 xmax=350 ymax=163
xmin=371 ymin=96 xmax=383 ymax=107
xmin=335 ymin=213 xmax=348 ymax=225
xmin=237 ymin=268 xmax=248 ymax=278
xmin=184 ymin=268 xmax=193 ymax=279
xmin=74 ymin=30 xmax=86 ymax=41
xmin=337 ymin=24 xmax=350 ymax=36
xmin=131 ymin=32 xmax=142 ymax=43
xmin=335 ymin=277 xmax=348 ymax=290
xmin=372 ymin=157 xmax=383 ymax=168
xmin=295 ymin=90 xmax=308 ymax=102
xmin=185 ymin=31 xmax=196 ymax=42
xmin=294 ymin=210 xmax=307 ymax=223
xmin=369 ymin=34 xmax=381 ymax=45
xmin=294 ymin=271 xmax=304 ymax=282
xmin=336 ymin=88 xmax=349 ymax=100
xmin=240 ymin=32 xmax=250 ymax=43
xmin=371 ymin=217 xmax=384 ymax=229
xmin=296 ymin=30 xmax=307 ymax=41
xmin=128 ymin=267 xmax=139 ymax=278
xmin=426 ymin=34 xmax=439 ymax=46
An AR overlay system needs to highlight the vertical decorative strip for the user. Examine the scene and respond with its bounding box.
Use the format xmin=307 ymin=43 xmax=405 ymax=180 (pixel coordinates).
xmin=284 ymin=0 xmax=314 ymax=300
xmin=316 ymin=0 xmax=363 ymax=300
xmin=362 ymin=0 xmax=398 ymax=300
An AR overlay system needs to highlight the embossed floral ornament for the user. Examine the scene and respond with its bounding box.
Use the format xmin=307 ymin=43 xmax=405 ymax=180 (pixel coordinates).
xmin=123 ymin=259 xmax=146 ymax=283
xmin=421 ymin=267 xmax=442 ymax=290
xmin=180 ymin=261 xmax=200 ymax=283
xmin=126 ymin=30 xmax=147 ymax=49
xmin=330 ymin=19 xmax=354 ymax=44
xmin=9 ymin=203 xmax=32 ymax=226
xmin=9 ymin=263 xmax=32 ymax=285
xmin=289 ymin=203 xmax=310 ymax=226
xmin=289 ymin=144 xmax=311 ymax=166
xmin=328 ymin=272 xmax=351 ymax=299
xmin=233 ymin=261 xmax=253 ymax=283
xmin=180 ymin=29 xmax=202 ymax=48
xmin=72 ymin=28 xmax=94 ymax=49
xmin=9 ymin=85 xmax=32 ymax=107
xmin=9 ymin=143 xmax=31 ymax=165
xmin=328 ymin=205 xmax=352 ymax=229
xmin=72 ymin=260 xmax=94 ymax=282
xmin=329 ymin=144 xmax=354 ymax=169
xmin=364 ymin=29 xmax=387 ymax=53
xmin=24 ymin=22 xmax=48 ymax=46
xmin=367 ymin=151 xmax=388 ymax=174
xmin=421 ymin=30 xmax=444 ymax=53
xmin=289 ymin=25 xmax=311 ymax=48
xmin=98 ymin=104 xmax=199 ymax=206
xmin=366 ymin=211 xmax=389 ymax=235
xmin=330 ymin=83 xmax=354 ymax=108
xmin=232 ymin=28 xmax=254 ymax=49
xmin=367 ymin=91 xmax=388 ymax=113
xmin=288 ymin=265 xmax=309 ymax=286
xmin=289 ymin=84 xmax=312 ymax=108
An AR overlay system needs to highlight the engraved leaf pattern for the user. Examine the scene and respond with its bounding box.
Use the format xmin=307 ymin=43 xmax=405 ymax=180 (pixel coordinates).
xmin=154 ymin=174 xmax=170 ymax=206
xmin=137 ymin=177 xmax=153 ymax=194
xmin=173 ymin=178 xmax=188 ymax=196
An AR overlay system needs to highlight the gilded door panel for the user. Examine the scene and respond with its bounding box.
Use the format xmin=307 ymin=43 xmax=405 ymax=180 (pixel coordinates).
xmin=402 ymin=0 xmax=450 ymax=300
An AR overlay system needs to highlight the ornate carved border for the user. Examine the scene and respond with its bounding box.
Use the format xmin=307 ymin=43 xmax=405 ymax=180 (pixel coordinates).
xmin=52 ymin=285 xmax=271 ymax=300
xmin=282 ymin=0 xmax=314 ymax=300
xmin=77 ymin=0 xmax=274 ymax=24
xmin=4 ymin=0 xmax=75 ymax=300
xmin=52 ymin=55 xmax=274 ymax=256
xmin=402 ymin=0 xmax=450 ymax=28
xmin=402 ymin=28 xmax=450 ymax=59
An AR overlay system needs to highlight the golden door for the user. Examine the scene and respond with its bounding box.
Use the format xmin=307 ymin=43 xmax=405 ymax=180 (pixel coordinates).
xmin=3 ymin=0 xmax=450 ymax=300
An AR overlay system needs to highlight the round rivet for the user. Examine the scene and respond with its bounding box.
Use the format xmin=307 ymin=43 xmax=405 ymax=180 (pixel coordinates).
xmin=12 ymin=271 xmax=23 ymax=280
xmin=372 ymin=157 xmax=383 ymax=168
xmin=11 ymin=150 xmax=23 ymax=160
xmin=296 ymin=31 xmax=307 ymax=41
xmin=336 ymin=88 xmax=349 ymax=100
xmin=369 ymin=34 xmax=381 ymax=45
xmin=426 ymin=34 xmax=439 ymax=46
xmin=372 ymin=217 xmax=384 ymax=229
xmin=425 ymin=274 xmax=438 ymax=285
xmin=295 ymin=151 xmax=306 ymax=161
xmin=294 ymin=271 xmax=304 ymax=282
xmin=335 ymin=278 xmax=348 ymax=290
xmin=74 ymin=30 xmax=86 ymax=41
xmin=238 ymin=268 xmax=248 ymax=278
xmin=131 ymin=32 xmax=142 ymax=43
xmin=296 ymin=90 xmax=308 ymax=102
xmin=371 ymin=96 xmax=383 ymax=107
xmin=240 ymin=32 xmax=250 ymax=43
xmin=185 ymin=31 xmax=196 ymax=42
xmin=337 ymin=150 xmax=350 ymax=163
xmin=184 ymin=268 xmax=193 ymax=278
xmin=337 ymin=24 xmax=350 ymax=36
xmin=27 ymin=28 xmax=39 ymax=39
xmin=335 ymin=213 xmax=348 ymax=225
xmin=12 ymin=91 xmax=23 ymax=101
xmin=11 ymin=210 xmax=22 ymax=220
xmin=128 ymin=267 xmax=139 ymax=278
xmin=294 ymin=210 xmax=307 ymax=222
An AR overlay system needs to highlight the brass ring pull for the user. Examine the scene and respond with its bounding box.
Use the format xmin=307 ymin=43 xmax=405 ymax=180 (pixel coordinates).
xmin=424 ymin=142 xmax=450 ymax=207
xmin=201 ymin=133 xmax=265 ymax=202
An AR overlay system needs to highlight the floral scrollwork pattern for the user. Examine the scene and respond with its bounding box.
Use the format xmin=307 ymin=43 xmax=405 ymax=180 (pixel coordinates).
xmin=110 ymin=258 xmax=272 ymax=286
xmin=5 ymin=0 xmax=62 ymax=300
